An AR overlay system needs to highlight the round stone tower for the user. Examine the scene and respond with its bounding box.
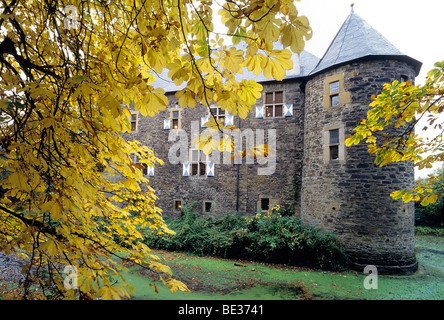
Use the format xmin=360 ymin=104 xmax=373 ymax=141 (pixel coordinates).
xmin=301 ymin=10 xmax=422 ymax=274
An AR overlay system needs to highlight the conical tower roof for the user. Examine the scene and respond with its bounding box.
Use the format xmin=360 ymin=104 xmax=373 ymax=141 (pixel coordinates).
xmin=310 ymin=7 xmax=421 ymax=76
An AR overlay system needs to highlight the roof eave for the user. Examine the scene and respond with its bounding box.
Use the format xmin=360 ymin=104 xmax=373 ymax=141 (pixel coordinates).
xmin=308 ymin=54 xmax=422 ymax=79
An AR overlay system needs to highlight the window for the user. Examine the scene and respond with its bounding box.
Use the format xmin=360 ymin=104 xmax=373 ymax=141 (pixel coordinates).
xmin=174 ymin=200 xmax=182 ymax=211
xmin=130 ymin=113 xmax=138 ymax=132
xmin=204 ymin=201 xmax=213 ymax=214
xmin=260 ymin=198 xmax=270 ymax=211
xmin=329 ymin=129 xmax=339 ymax=160
xmin=171 ymin=110 xmax=180 ymax=129
xmin=210 ymin=105 xmax=225 ymax=125
xmin=189 ymin=149 xmax=207 ymax=176
xmin=324 ymin=74 xmax=350 ymax=109
xmin=265 ymin=91 xmax=283 ymax=118
xmin=131 ymin=154 xmax=148 ymax=175
xmin=329 ymin=81 xmax=340 ymax=107
xmin=400 ymin=75 xmax=408 ymax=83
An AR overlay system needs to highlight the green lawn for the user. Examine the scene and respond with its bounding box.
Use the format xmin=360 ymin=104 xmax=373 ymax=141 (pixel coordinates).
xmin=121 ymin=235 xmax=444 ymax=300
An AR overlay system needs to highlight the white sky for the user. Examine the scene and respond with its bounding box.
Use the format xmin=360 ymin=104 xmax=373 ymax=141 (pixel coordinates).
xmin=297 ymin=0 xmax=444 ymax=179
xmin=297 ymin=0 xmax=443 ymax=85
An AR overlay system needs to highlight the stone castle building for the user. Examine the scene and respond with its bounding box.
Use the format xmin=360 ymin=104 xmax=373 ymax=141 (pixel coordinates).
xmin=124 ymin=10 xmax=422 ymax=274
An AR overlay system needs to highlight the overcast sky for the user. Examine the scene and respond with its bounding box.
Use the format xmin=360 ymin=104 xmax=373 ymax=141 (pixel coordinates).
xmin=212 ymin=1 xmax=443 ymax=178
xmin=297 ymin=0 xmax=444 ymax=178
xmin=297 ymin=0 xmax=444 ymax=85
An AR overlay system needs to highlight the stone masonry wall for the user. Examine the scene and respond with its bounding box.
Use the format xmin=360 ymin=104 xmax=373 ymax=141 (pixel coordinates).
xmin=302 ymin=59 xmax=418 ymax=273
xmin=124 ymin=79 xmax=305 ymax=218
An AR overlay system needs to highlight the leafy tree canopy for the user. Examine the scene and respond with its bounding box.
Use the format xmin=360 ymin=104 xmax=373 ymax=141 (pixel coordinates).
xmin=346 ymin=61 xmax=444 ymax=207
xmin=0 ymin=0 xmax=311 ymax=299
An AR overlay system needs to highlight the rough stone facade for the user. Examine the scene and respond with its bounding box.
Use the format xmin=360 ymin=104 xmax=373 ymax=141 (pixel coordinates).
xmin=123 ymin=11 xmax=422 ymax=274
xmin=302 ymin=60 xmax=418 ymax=274
xmin=125 ymin=79 xmax=305 ymax=218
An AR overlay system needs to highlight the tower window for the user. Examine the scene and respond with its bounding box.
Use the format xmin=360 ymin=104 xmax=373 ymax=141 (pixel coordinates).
xmin=324 ymin=74 xmax=350 ymax=109
xmin=329 ymin=129 xmax=340 ymax=160
xmin=329 ymin=81 xmax=340 ymax=94
xmin=329 ymin=81 xmax=340 ymax=107
xmin=265 ymin=91 xmax=284 ymax=117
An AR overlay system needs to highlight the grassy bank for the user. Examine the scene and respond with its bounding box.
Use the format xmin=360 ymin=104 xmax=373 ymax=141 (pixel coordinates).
xmin=121 ymin=234 xmax=444 ymax=300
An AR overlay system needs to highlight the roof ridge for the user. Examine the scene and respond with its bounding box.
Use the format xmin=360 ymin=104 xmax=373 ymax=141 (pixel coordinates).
xmin=308 ymin=9 xmax=419 ymax=76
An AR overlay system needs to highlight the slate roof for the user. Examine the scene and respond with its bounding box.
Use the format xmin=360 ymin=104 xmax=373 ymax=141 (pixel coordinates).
xmin=151 ymin=43 xmax=320 ymax=93
xmin=152 ymin=9 xmax=421 ymax=92
xmin=309 ymin=10 xmax=422 ymax=76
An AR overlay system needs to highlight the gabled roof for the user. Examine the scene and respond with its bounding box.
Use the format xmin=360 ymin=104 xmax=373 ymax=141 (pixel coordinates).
xmin=151 ymin=8 xmax=421 ymax=92
xmin=309 ymin=9 xmax=422 ymax=76
xmin=151 ymin=43 xmax=320 ymax=93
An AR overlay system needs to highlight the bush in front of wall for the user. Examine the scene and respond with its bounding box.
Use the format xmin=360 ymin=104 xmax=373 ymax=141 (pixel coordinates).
xmin=142 ymin=203 xmax=350 ymax=271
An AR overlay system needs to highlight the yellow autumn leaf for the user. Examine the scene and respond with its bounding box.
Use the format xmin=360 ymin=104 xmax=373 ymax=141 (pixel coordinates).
xmin=261 ymin=49 xmax=293 ymax=81
xmin=245 ymin=53 xmax=265 ymax=75
xmin=176 ymin=89 xmax=196 ymax=108
xmin=149 ymin=261 xmax=172 ymax=276
xmin=402 ymin=192 xmax=413 ymax=203
xmin=7 ymin=171 xmax=31 ymax=193
xmin=139 ymin=87 xmax=169 ymax=116
xmin=39 ymin=240 xmax=58 ymax=256
xmin=428 ymin=193 xmax=438 ymax=204
xmin=165 ymin=278 xmax=190 ymax=293
xmin=238 ymin=79 xmax=263 ymax=105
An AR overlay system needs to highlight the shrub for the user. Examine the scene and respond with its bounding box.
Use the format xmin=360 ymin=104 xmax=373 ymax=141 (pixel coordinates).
xmin=415 ymin=226 xmax=444 ymax=237
xmin=142 ymin=204 xmax=350 ymax=271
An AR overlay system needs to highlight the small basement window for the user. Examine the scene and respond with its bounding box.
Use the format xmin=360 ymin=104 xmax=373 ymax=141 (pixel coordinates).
xmin=204 ymin=201 xmax=213 ymax=213
xmin=174 ymin=200 xmax=182 ymax=211
xmin=260 ymin=198 xmax=270 ymax=211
